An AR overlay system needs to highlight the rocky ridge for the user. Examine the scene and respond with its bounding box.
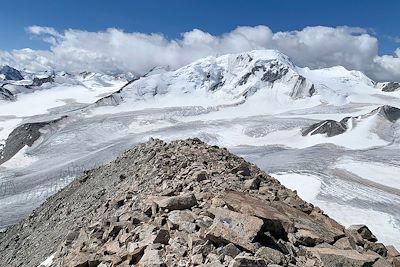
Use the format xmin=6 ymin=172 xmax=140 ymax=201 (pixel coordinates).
xmin=0 ymin=138 xmax=399 ymax=267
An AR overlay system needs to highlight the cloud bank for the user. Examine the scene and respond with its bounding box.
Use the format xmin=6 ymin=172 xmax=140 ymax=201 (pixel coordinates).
xmin=0 ymin=25 xmax=399 ymax=81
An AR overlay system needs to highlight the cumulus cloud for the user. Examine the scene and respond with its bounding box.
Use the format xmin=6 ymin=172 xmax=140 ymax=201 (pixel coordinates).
xmin=0 ymin=25 xmax=400 ymax=81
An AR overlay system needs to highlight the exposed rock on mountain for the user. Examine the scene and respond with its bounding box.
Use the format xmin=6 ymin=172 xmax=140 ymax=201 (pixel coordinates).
xmin=0 ymin=65 xmax=24 ymax=81
xmin=0 ymin=116 xmax=67 ymax=165
xmin=0 ymin=138 xmax=397 ymax=266
xmin=30 ymin=76 xmax=55 ymax=87
xmin=376 ymin=82 xmax=400 ymax=92
xmin=92 ymin=51 xmax=317 ymax=110
xmin=302 ymin=105 xmax=400 ymax=138
xmin=375 ymin=105 xmax=400 ymax=122
xmin=0 ymin=85 xmax=16 ymax=101
xmin=302 ymin=119 xmax=349 ymax=137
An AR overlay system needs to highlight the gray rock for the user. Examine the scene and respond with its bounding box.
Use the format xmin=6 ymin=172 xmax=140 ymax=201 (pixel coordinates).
xmin=155 ymin=193 xmax=197 ymax=211
xmin=307 ymin=247 xmax=379 ymax=267
xmin=228 ymin=255 xmax=267 ymax=267
xmin=139 ymin=248 xmax=166 ymax=267
xmin=255 ymin=247 xmax=285 ymax=265
xmin=348 ymin=225 xmax=378 ymax=242
xmin=206 ymin=207 xmax=264 ymax=252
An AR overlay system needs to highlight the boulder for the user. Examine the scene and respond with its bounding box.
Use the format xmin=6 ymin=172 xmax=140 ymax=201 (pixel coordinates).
xmin=255 ymin=247 xmax=285 ymax=265
xmin=307 ymin=247 xmax=379 ymax=267
xmin=386 ymin=245 xmax=400 ymax=258
xmin=153 ymin=193 xmax=197 ymax=211
xmin=206 ymin=207 xmax=263 ymax=252
xmin=334 ymin=236 xmax=357 ymax=250
xmin=373 ymin=258 xmax=393 ymax=267
xmin=167 ymin=210 xmax=197 ymax=232
xmin=138 ymin=248 xmax=165 ymax=267
xmin=364 ymin=241 xmax=388 ymax=257
xmin=230 ymin=162 xmax=251 ymax=176
xmin=348 ymin=225 xmax=378 ymax=242
xmin=244 ymin=177 xmax=261 ymax=190
xmin=228 ymin=255 xmax=267 ymax=267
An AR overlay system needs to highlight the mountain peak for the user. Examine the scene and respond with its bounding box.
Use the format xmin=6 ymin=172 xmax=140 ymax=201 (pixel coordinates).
xmin=0 ymin=65 xmax=24 ymax=81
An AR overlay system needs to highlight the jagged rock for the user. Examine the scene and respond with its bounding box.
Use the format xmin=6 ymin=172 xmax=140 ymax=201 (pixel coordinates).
xmin=334 ymin=236 xmax=357 ymax=250
xmin=219 ymin=243 xmax=241 ymax=258
xmin=387 ymin=245 xmax=400 ymax=258
xmin=255 ymin=247 xmax=285 ymax=265
xmin=104 ymin=240 xmax=120 ymax=254
xmin=206 ymin=207 xmax=264 ymax=252
xmin=191 ymin=253 xmax=204 ymax=265
xmin=193 ymin=170 xmax=209 ymax=181
xmin=374 ymin=258 xmax=393 ymax=267
xmin=230 ymin=162 xmax=251 ymax=176
xmin=139 ymin=248 xmax=165 ymax=267
xmin=393 ymin=257 xmax=400 ymax=267
xmin=244 ymin=177 xmax=261 ymax=190
xmin=228 ymin=255 xmax=267 ymax=267
xmin=153 ymin=229 xmax=170 ymax=245
xmin=307 ymin=247 xmax=379 ymax=267
xmin=365 ymin=242 xmax=388 ymax=257
xmin=348 ymin=225 xmax=378 ymax=242
xmin=167 ymin=210 xmax=197 ymax=232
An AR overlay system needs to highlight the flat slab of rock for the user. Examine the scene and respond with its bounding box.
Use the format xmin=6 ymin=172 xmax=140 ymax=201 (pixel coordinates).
xmin=307 ymin=247 xmax=379 ymax=267
xmin=151 ymin=193 xmax=197 ymax=211
xmin=206 ymin=207 xmax=263 ymax=252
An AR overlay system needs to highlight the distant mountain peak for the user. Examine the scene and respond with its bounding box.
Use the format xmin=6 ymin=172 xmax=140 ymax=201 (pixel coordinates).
xmin=0 ymin=65 xmax=24 ymax=81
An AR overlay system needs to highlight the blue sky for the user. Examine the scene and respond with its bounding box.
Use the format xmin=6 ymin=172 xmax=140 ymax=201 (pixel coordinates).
xmin=1 ymin=0 xmax=399 ymax=55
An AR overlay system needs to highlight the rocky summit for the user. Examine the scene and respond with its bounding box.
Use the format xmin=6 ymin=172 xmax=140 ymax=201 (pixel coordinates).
xmin=0 ymin=138 xmax=399 ymax=267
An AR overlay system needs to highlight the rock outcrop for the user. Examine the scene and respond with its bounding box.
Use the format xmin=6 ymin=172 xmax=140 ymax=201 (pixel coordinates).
xmin=0 ymin=116 xmax=67 ymax=165
xmin=0 ymin=138 xmax=398 ymax=266
xmin=0 ymin=85 xmax=16 ymax=101
xmin=301 ymin=119 xmax=349 ymax=137
xmin=302 ymin=105 xmax=400 ymax=138
xmin=377 ymin=82 xmax=400 ymax=92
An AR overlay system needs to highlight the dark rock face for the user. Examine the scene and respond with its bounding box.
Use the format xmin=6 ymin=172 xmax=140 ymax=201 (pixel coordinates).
xmin=0 ymin=86 xmax=16 ymax=101
xmin=375 ymin=105 xmax=400 ymax=123
xmin=0 ymin=139 xmax=396 ymax=266
xmin=302 ymin=119 xmax=349 ymax=137
xmin=31 ymin=76 xmax=54 ymax=87
xmin=95 ymin=76 xmax=140 ymax=106
xmin=0 ymin=116 xmax=66 ymax=165
xmin=290 ymin=75 xmax=316 ymax=99
xmin=381 ymin=82 xmax=400 ymax=92
xmin=0 ymin=65 xmax=24 ymax=81
xmin=302 ymin=105 xmax=400 ymax=138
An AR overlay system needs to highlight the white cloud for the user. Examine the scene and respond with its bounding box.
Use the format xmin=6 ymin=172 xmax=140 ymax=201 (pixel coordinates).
xmin=0 ymin=25 xmax=399 ymax=81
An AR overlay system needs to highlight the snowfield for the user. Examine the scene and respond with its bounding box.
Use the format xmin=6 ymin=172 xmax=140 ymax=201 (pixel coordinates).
xmin=1 ymin=50 xmax=400 ymax=248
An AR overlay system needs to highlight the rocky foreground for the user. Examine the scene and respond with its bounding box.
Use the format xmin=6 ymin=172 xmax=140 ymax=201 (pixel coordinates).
xmin=0 ymin=138 xmax=399 ymax=267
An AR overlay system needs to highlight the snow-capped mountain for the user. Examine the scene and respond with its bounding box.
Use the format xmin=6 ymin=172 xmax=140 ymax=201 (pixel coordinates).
xmin=95 ymin=50 xmax=315 ymax=108
xmin=0 ymin=69 xmax=129 ymax=101
xmin=1 ymin=50 xmax=400 ymax=249
xmin=0 ymin=65 xmax=24 ymax=81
